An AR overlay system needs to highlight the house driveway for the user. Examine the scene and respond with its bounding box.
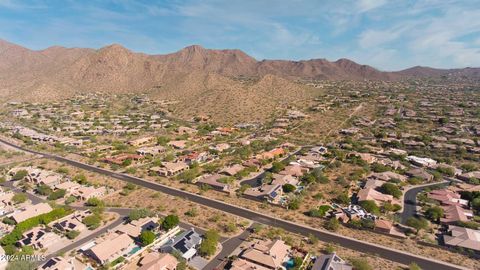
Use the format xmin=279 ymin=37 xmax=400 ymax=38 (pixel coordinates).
xmin=189 ymin=255 xmax=209 ymax=270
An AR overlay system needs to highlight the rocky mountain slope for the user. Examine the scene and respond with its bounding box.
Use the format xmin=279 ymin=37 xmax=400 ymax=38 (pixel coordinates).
xmin=2 ymin=39 xmax=479 ymax=102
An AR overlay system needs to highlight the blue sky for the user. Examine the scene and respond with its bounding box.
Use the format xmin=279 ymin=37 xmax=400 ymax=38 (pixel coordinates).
xmin=0 ymin=0 xmax=479 ymax=70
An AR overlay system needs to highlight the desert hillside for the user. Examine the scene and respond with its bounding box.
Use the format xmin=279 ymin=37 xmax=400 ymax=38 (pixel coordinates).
xmin=1 ymin=39 xmax=479 ymax=123
xmin=2 ymin=39 xmax=479 ymax=101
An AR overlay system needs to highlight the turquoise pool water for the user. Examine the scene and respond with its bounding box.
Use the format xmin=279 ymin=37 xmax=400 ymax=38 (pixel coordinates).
xmin=128 ymin=246 xmax=141 ymax=255
xmin=285 ymin=258 xmax=295 ymax=269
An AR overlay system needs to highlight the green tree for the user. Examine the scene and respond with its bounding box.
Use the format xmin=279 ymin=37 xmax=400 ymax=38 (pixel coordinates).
xmin=288 ymin=198 xmax=301 ymax=210
xmin=472 ymin=198 xmax=480 ymax=212
xmin=178 ymin=167 xmax=199 ymax=183
xmin=11 ymin=170 xmax=28 ymax=181
xmin=66 ymin=230 xmax=80 ymax=239
xmin=380 ymin=183 xmax=402 ymax=199
xmin=73 ymin=174 xmax=88 ymax=184
xmin=2 ymin=217 xmax=15 ymax=225
xmin=85 ymin=197 xmax=104 ymax=207
xmin=334 ymin=192 xmax=350 ymax=205
xmin=161 ymin=215 xmax=179 ymax=231
xmin=12 ymin=193 xmax=27 ymax=204
xmin=359 ymin=200 xmax=380 ymax=215
xmin=371 ymin=163 xmax=390 ymax=173
xmin=139 ymin=230 xmax=156 ymax=246
xmin=6 ymin=260 xmax=34 ymax=270
xmin=409 ymin=262 xmax=422 ymax=270
xmin=300 ymin=172 xmax=315 ymax=184
xmin=350 ymin=258 xmax=372 ymax=270
xmin=122 ymin=158 xmax=132 ymax=167
xmin=157 ymin=136 xmax=170 ymax=146
xmin=128 ymin=208 xmax=152 ymax=222
xmin=406 ymin=217 xmax=429 ymax=234
xmin=271 ymin=162 xmax=285 ymax=173
xmin=82 ymin=214 xmax=102 ymax=230
xmin=47 ymin=189 xmax=66 ymax=200
xmin=36 ymin=184 xmax=52 ymax=196
xmin=313 ymin=168 xmax=329 ymax=184
xmin=292 ymin=256 xmax=304 ymax=270
xmin=65 ymin=195 xmax=77 ymax=205
xmin=325 ymin=217 xmax=340 ymax=232
xmin=461 ymin=163 xmax=477 ymax=172
xmin=282 ymin=184 xmax=296 ymax=193
xmin=425 ymin=206 xmax=444 ymax=222
xmin=199 ymin=229 xmax=219 ymax=257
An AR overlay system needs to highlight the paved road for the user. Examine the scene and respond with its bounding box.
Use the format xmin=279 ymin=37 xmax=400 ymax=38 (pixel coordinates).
xmin=0 ymin=138 xmax=469 ymax=270
xmin=203 ymin=225 xmax=254 ymax=270
xmin=42 ymin=216 xmax=125 ymax=264
xmin=400 ymin=181 xmax=450 ymax=224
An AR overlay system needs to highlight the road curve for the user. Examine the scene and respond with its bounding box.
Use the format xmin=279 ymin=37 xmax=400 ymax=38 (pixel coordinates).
xmin=400 ymin=181 xmax=449 ymax=224
xmin=0 ymin=138 xmax=469 ymax=270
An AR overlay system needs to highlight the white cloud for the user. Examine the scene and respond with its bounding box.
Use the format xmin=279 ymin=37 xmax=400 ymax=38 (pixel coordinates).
xmin=357 ymin=0 xmax=388 ymax=12
xmin=358 ymin=29 xmax=401 ymax=48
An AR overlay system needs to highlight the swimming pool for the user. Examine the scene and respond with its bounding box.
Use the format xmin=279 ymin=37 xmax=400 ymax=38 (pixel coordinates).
xmin=128 ymin=245 xmax=141 ymax=255
xmin=284 ymin=258 xmax=295 ymax=269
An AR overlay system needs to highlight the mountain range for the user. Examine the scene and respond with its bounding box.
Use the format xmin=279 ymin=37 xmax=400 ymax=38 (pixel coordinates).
xmin=0 ymin=38 xmax=479 ymax=105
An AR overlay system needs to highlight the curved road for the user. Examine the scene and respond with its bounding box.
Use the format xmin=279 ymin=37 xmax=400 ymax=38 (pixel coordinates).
xmin=400 ymin=181 xmax=449 ymax=224
xmin=0 ymin=138 xmax=469 ymax=270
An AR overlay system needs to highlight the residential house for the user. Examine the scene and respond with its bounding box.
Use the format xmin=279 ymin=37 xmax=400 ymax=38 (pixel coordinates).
xmin=50 ymin=210 xmax=90 ymax=233
xmin=116 ymin=217 xmax=158 ymax=238
xmin=210 ymin=143 xmax=230 ymax=152
xmin=10 ymin=203 xmax=53 ymax=223
xmin=138 ymin=252 xmax=179 ymax=270
xmin=363 ymin=179 xmax=386 ymax=189
xmin=331 ymin=204 xmax=377 ymax=223
xmin=53 ymin=181 xmax=81 ymax=196
xmin=160 ymin=229 xmax=202 ymax=261
xmin=220 ymin=164 xmax=245 ymax=176
xmin=178 ymin=151 xmax=209 ymax=165
xmin=406 ymin=156 xmax=437 ymax=168
xmin=41 ymin=256 xmax=88 ymax=270
xmin=357 ymin=188 xmax=394 ymax=205
xmin=244 ymin=184 xmax=283 ymax=204
xmin=231 ymin=258 xmax=270 ymax=270
xmin=427 ymin=189 xmax=468 ymax=207
xmin=458 ymin=171 xmax=480 ymax=182
xmin=236 ymin=239 xmax=291 ymax=270
xmin=443 ymin=226 xmax=480 ymax=252
xmin=150 ymin=162 xmax=189 ymax=177
xmin=311 ymin=253 xmax=352 ymax=270
xmin=436 ymin=163 xmax=462 ymax=176
xmin=72 ymin=186 xmax=106 ymax=200
xmin=350 ymin=152 xmax=377 ymax=164
xmin=255 ymin=148 xmax=285 ymax=160
xmin=279 ymin=165 xmax=305 ymax=177
xmin=195 ymin=174 xmax=231 ymax=193
xmin=177 ymin=126 xmax=197 ymax=136
xmin=374 ymin=219 xmax=406 ymax=238
xmin=440 ymin=205 xmax=473 ymax=225
xmin=39 ymin=257 xmax=76 ymax=270
xmin=128 ymin=136 xmax=156 ymax=147
xmin=272 ymin=174 xmax=299 ymax=186
xmin=168 ymin=140 xmax=187 ymax=149
xmin=366 ymin=172 xmax=407 ymax=182
xmin=406 ymin=168 xmax=433 ymax=181
xmin=137 ymin=146 xmax=166 ymax=156
xmin=17 ymin=227 xmax=61 ymax=250
xmin=102 ymin=154 xmax=143 ymax=165
xmin=85 ymin=232 xmax=136 ymax=265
